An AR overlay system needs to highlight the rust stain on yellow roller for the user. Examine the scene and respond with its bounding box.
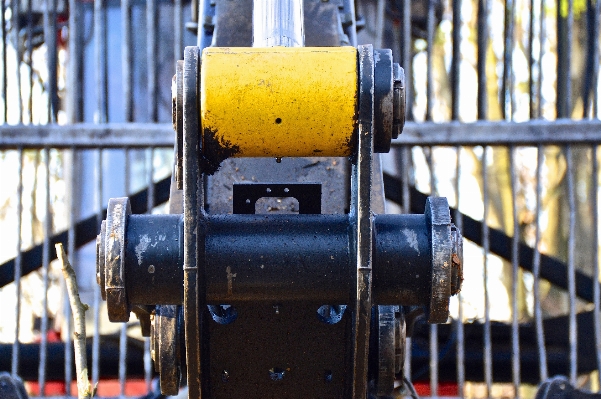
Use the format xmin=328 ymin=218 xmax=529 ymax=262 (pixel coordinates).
xmin=200 ymin=46 xmax=358 ymax=171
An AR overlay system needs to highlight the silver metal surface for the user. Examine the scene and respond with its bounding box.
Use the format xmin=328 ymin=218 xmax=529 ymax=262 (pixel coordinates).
xmin=566 ymin=145 xmax=577 ymax=386
xmin=92 ymin=150 xmax=103 ymax=388
xmin=122 ymin=0 xmax=133 ymax=123
xmin=147 ymin=0 xmax=158 ymax=123
xmin=252 ymin=0 xmax=304 ymax=46
xmin=11 ymin=148 xmax=23 ymax=378
xmin=594 ymin=145 xmax=601 ymax=389
xmin=533 ymin=144 xmax=548 ymax=382
xmin=482 ymin=146 xmax=492 ymax=397
xmin=510 ymin=146 xmax=520 ymax=397
xmin=95 ymin=0 xmax=108 ymax=124
xmin=6 ymin=120 xmax=601 ymax=149
xmin=38 ymin=148 xmax=51 ymax=395
xmin=454 ymin=146 xmax=465 ymax=399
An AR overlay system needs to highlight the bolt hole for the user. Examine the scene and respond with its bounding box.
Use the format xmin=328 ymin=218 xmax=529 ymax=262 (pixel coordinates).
xmin=275 ymin=117 xmax=282 ymax=124
xmin=208 ymin=305 xmax=238 ymax=324
xmin=317 ymin=305 xmax=347 ymax=324
xmin=269 ymin=367 xmax=286 ymax=381
xmin=222 ymin=370 xmax=230 ymax=383
xmin=324 ymin=370 xmax=333 ymax=383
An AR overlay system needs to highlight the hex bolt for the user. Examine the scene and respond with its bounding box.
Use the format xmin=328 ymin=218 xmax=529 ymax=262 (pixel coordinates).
xmin=222 ymin=370 xmax=230 ymax=383
xmin=392 ymin=63 xmax=406 ymax=139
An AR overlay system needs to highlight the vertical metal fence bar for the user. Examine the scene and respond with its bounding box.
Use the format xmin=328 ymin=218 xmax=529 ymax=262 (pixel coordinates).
xmin=92 ymin=149 xmax=103 ymax=388
xmin=429 ymin=324 xmax=438 ymax=397
xmin=67 ymin=0 xmax=82 ymax=124
xmin=557 ymin=0 xmax=573 ymax=118
xmin=594 ymin=0 xmax=601 ymax=117
xmin=428 ymin=147 xmax=438 ymax=397
xmin=64 ymin=147 xmax=75 ymax=397
xmin=65 ymin=2 xmax=81 ymax=389
xmin=528 ymin=0 xmax=536 ymax=118
xmin=477 ymin=0 xmax=489 ymax=119
xmin=11 ymin=147 xmax=23 ymax=377
xmin=566 ymin=0 xmax=573 ymax=118
xmin=175 ymin=0 xmax=183 ymax=62
xmin=537 ymin=0 xmax=545 ymax=118
xmin=401 ymin=0 xmax=412 ymax=120
xmin=402 ymin=147 xmax=410 ymax=214
xmin=533 ymin=144 xmax=548 ymax=381
xmin=44 ymin=0 xmax=57 ymax=122
xmin=11 ymin=0 xmax=21 ymax=123
xmin=95 ymin=0 xmax=107 ymax=123
xmin=147 ymin=149 xmax=155 ymax=213
xmin=122 ymin=0 xmax=133 ymax=122
xmin=583 ymin=0 xmax=597 ymax=118
xmin=502 ymin=0 xmax=514 ymax=120
xmin=38 ymin=147 xmax=51 ymax=396
xmin=1 ymin=0 xmax=8 ymax=123
xmin=120 ymin=149 xmax=131 ymax=398
xmin=482 ymin=145 xmax=492 ymax=397
xmin=425 ymin=0 xmax=434 ymax=121
xmin=374 ymin=0 xmax=385 ymax=49
xmin=592 ymin=144 xmax=600 ymax=389
xmin=566 ymin=145 xmax=577 ymax=385
xmin=509 ymin=146 xmax=521 ymax=397
xmin=451 ymin=0 xmax=461 ymax=120
xmin=147 ymin=0 xmax=157 ymax=123
xmin=144 ymin=147 xmax=155 ymax=392
xmin=26 ymin=0 xmax=32 ymax=123
xmin=455 ymin=145 xmax=465 ymax=398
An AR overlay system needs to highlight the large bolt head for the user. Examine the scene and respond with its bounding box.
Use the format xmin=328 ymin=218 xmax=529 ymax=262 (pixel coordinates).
xmin=425 ymin=196 xmax=453 ymax=323
xmin=392 ymin=63 xmax=406 ymax=139
xmin=104 ymin=197 xmax=132 ymax=323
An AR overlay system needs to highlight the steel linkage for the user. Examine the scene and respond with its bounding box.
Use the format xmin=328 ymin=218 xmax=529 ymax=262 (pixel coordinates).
xmin=95 ymin=43 xmax=462 ymax=399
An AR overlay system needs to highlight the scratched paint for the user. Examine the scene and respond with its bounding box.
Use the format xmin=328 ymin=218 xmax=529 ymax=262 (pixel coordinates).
xmin=135 ymin=234 xmax=152 ymax=265
xmin=402 ymin=228 xmax=420 ymax=256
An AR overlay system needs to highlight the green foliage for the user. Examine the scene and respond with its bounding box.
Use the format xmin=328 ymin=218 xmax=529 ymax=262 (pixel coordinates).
xmin=559 ymin=0 xmax=588 ymax=19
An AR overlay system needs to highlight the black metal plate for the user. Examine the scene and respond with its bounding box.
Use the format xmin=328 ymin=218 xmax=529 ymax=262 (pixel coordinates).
xmin=233 ymin=183 xmax=321 ymax=215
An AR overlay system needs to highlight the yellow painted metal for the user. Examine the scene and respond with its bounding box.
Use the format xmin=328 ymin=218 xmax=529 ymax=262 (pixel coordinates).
xmin=200 ymin=46 xmax=358 ymax=158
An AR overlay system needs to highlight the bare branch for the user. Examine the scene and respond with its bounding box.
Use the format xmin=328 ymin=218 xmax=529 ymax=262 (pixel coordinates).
xmin=56 ymin=243 xmax=93 ymax=399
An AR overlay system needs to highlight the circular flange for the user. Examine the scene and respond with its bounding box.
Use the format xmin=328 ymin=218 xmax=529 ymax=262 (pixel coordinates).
xmin=104 ymin=197 xmax=131 ymax=322
xmin=96 ymin=220 xmax=107 ymax=300
xmin=425 ymin=196 xmax=453 ymax=323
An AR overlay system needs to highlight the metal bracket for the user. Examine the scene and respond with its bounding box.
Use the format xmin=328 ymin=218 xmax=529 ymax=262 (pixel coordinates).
xmin=233 ymin=183 xmax=321 ymax=214
xmin=348 ymin=43 xmax=375 ymax=399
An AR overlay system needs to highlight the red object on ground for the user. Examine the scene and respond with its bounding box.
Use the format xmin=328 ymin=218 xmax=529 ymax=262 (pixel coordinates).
xmin=26 ymin=329 xmax=149 ymax=396
xmin=413 ymin=380 xmax=459 ymax=396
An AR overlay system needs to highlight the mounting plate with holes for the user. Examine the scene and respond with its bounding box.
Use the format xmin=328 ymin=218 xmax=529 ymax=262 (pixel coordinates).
xmin=233 ymin=183 xmax=322 ymax=214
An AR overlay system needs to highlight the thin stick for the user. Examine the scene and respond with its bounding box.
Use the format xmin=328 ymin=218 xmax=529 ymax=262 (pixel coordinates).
xmin=56 ymin=243 xmax=92 ymax=399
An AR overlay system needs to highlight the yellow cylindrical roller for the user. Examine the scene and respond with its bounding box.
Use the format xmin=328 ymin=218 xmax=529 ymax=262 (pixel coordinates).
xmin=200 ymin=47 xmax=358 ymax=164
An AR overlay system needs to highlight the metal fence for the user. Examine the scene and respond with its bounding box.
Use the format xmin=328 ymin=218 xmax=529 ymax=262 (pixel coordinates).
xmin=0 ymin=0 xmax=600 ymax=398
